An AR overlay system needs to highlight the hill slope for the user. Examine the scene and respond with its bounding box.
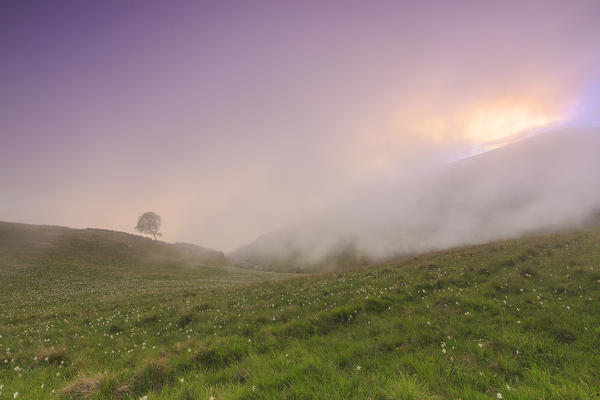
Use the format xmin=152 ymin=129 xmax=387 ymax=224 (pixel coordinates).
xmin=232 ymin=127 xmax=600 ymax=272
xmin=1 ymin=226 xmax=599 ymax=399
xmin=0 ymin=221 xmax=228 ymax=268
xmin=0 ymin=221 xmax=291 ymax=320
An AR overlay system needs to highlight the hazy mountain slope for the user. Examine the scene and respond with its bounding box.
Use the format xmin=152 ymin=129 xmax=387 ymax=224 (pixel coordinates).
xmin=232 ymin=127 xmax=600 ymax=272
xmin=0 ymin=221 xmax=228 ymax=269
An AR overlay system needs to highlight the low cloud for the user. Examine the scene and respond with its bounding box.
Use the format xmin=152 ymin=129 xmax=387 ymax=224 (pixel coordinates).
xmin=232 ymin=127 xmax=600 ymax=271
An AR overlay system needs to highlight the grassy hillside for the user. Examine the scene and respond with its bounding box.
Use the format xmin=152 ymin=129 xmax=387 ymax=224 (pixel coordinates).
xmin=0 ymin=221 xmax=229 ymax=268
xmin=1 ymin=223 xmax=599 ymax=399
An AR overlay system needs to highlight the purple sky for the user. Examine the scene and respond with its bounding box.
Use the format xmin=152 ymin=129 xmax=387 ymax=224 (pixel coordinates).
xmin=2 ymin=0 xmax=600 ymax=251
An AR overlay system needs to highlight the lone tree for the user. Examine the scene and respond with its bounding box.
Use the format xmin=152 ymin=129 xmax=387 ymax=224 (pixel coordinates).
xmin=135 ymin=211 xmax=162 ymax=240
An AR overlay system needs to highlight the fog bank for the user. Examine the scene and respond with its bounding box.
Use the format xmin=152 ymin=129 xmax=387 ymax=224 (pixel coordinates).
xmin=232 ymin=127 xmax=600 ymax=271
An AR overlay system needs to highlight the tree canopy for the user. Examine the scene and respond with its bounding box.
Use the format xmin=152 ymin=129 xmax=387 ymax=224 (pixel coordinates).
xmin=135 ymin=211 xmax=162 ymax=240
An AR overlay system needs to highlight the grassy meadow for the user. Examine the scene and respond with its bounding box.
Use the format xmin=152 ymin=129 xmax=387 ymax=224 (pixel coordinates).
xmin=1 ymin=222 xmax=599 ymax=399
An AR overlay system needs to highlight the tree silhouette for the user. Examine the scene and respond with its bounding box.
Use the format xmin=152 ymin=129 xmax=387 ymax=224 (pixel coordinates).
xmin=135 ymin=211 xmax=162 ymax=240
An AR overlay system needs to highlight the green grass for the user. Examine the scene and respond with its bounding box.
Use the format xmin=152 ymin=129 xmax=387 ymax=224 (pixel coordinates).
xmin=1 ymin=222 xmax=600 ymax=399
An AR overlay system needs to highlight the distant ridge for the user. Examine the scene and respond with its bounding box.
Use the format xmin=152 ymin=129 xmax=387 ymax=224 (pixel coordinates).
xmin=0 ymin=221 xmax=228 ymax=267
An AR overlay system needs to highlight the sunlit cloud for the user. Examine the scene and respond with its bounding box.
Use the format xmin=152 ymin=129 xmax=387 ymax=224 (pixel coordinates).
xmin=348 ymin=93 xmax=568 ymax=178
xmin=466 ymin=103 xmax=560 ymax=150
